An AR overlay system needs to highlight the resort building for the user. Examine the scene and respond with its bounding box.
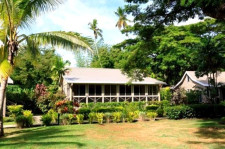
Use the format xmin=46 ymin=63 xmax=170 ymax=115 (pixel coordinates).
xmin=62 ymin=68 xmax=166 ymax=103
xmin=174 ymin=71 xmax=225 ymax=102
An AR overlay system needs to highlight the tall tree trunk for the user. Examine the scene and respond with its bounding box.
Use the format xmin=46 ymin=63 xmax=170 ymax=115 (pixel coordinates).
xmin=0 ymin=41 xmax=15 ymax=137
xmin=0 ymin=78 xmax=8 ymax=137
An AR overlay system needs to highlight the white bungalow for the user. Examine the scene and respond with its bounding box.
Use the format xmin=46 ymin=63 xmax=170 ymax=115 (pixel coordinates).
xmin=62 ymin=68 xmax=166 ymax=103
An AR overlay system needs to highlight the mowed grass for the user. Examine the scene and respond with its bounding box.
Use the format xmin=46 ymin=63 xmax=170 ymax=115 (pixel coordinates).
xmin=1 ymin=119 xmax=225 ymax=149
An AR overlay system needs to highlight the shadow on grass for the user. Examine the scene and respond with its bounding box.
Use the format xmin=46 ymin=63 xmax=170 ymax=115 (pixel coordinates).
xmin=187 ymin=119 xmax=225 ymax=148
xmin=0 ymin=126 xmax=86 ymax=148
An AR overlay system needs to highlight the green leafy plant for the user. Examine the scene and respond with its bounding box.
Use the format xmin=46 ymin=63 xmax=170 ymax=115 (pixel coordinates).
xmin=76 ymin=114 xmax=84 ymax=124
xmin=160 ymin=87 xmax=172 ymax=101
xmin=23 ymin=110 xmax=33 ymax=127
xmin=105 ymin=112 xmax=112 ymax=123
xmin=96 ymin=113 xmax=104 ymax=125
xmin=219 ymin=117 xmax=225 ymax=124
xmin=147 ymin=112 xmax=158 ymax=121
xmin=156 ymin=106 xmax=164 ymax=117
xmin=7 ymin=105 xmax=23 ymax=118
xmin=127 ymin=111 xmax=139 ymax=123
xmin=41 ymin=114 xmax=52 ymax=126
xmin=47 ymin=109 xmax=58 ymax=123
xmin=3 ymin=117 xmax=14 ymax=123
xmin=146 ymin=105 xmax=159 ymax=111
xmin=139 ymin=111 xmax=146 ymax=121
xmin=112 ymin=112 xmax=122 ymax=123
xmin=88 ymin=112 xmax=96 ymax=124
xmin=61 ymin=114 xmax=74 ymax=125
xmin=15 ymin=115 xmax=27 ymax=128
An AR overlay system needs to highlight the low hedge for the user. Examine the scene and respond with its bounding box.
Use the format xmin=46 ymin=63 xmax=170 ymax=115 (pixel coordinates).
xmin=165 ymin=104 xmax=225 ymax=120
xmin=146 ymin=105 xmax=159 ymax=111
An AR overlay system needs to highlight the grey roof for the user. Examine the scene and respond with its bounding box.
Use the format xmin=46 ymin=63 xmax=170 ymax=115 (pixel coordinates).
xmin=63 ymin=67 xmax=166 ymax=85
xmin=174 ymin=71 xmax=225 ymax=89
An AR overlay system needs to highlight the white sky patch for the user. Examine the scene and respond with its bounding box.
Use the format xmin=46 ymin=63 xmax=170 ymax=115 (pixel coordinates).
xmin=20 ymin=0 xmax=201 ymax=66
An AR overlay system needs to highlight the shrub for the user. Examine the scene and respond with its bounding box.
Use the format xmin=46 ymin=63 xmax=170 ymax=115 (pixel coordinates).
xmin=161 ymin=100 xmax=170 ymax=107
xmin=15 ymin=115 xmax=27 ymax=128
xmin=47 ymin=109 xmax=58 ymax=123
xmin=186 ymin=90 xmax=201 ymax=104
xmin=96 ymin=113 xmax=104 ymax=124
xmin=23 ymin=110 xmax=33 ymax=127
xmin=76 ymin=114 xmax=84 ymax=124
xmin=171 ymin=88 xmax=187 ymax=105
xmin=112 ymin=112 xmax=122 ymax=123
xmin=61 ymin=114 xmax=74 ymax=125
xmin=8 ymin=105 xmax=23 ymax=118
xmin=139 ymin=111 xmax=146 ymax=121
xmin=105 ymin=112 xmax=111 ymax=123
xmin=219 ymin=117 xmax=225 ymax=124
xmin=156 ymin=106 xmax=164 ymax=117
xmin=160 ymin=87 xmax=172 ymax=101
xmin=147 ymin=112 xmax=158 ymax=121
xmin=146 ymin=105 xmax=159 ymax=111
xmin=165 ymin=106 xmax=195 ymax=119
xmin=41 ymin=114 xmax=52 ymax=126
xmin=3 ymin=117 xmax=14 ymax=122
xmin=127 ymin=111 xmax=139 ymax=123
xmin=78 ymin=108 xmax=91 ymax=119
xmin=88 ymin=112 xmax=96 ymax=124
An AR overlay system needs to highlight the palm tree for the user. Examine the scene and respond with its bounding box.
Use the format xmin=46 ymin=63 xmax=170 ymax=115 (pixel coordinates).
xmin=115 ymin=7 xmax=130 ymax=30
xmin=51 ymin=57 xmax=71 ymax=92
xmin=0 ymin=0 xmax=92 ymax=136
xmin=88 ymin=19 xmax=103 ymax=67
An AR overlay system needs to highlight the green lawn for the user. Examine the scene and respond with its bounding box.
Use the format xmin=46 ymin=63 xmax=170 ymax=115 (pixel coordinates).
xmin=1 ymin=119 xmax=225 ymax=149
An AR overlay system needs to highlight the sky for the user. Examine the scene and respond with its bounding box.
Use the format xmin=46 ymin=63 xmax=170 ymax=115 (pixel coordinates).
xmin=21 ymin=0 xmax=200 ymax=66
xmin=22 ymin=0 xmax=129 ymax=66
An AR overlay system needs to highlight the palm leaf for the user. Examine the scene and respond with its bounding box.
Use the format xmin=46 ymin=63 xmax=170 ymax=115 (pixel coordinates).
xmin=0 ymin=59 xmax=13 ymax=80
xmin=28 ymin=31 xmax=93 ymax=52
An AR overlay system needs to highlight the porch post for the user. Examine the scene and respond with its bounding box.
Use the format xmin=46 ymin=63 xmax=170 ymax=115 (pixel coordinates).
xmin=69 ymin=83 xmax=73 ymax=101
xmin=85 ymin=84 xmax=89 ymax=104
xmin=102 ymin=85 xmax=105 ymax=103
xmin=131 ymin=85 xmax=134 ymax=102
xmin=158 ymin=85 xmax=161 ymax=101
xmin=116 ymin=85 xmax=119 ymax=102
xmin=145 ymin=85 xmax=148 ymax=102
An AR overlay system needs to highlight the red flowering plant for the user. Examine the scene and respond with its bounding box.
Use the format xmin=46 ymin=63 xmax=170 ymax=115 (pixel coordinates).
xmin=55 ymin=100 xmax=74 ymax=114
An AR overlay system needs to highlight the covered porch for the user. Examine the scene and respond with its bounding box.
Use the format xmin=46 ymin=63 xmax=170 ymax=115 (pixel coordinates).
xmin=68 ymin=84 xmax=161 ymax=103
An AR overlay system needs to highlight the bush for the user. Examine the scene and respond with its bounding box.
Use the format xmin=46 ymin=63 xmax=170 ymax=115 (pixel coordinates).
xmin=147 ymin=112 xmax=158 ymax=121
xmin=189 ymin=104 xmax=225 ymax=118
xmin=23 ymin=110 xmax=33 ymax=127
xmin=112 ymin=112 xmax=122 ymax=123
xmin=76 ymin=114 xmax=84 ymax=124
xmin=96 ymin=113 xmax=104 ymax=124
xmin=78 ymin=108 xmax=91 ymax=119
xmin=160 ymin=87 xmax=172 ymax=101
xmin=88 ymin=112 xmax=96 ymax=124
xmin=8 ymin=105 xmax=23 ymax=118
xmin=165 ymin=106 xmax=195 ymax=120
xmin=3 ymin=117 xmax=14 ymax=122
xmin=61 ymin=114 xmax=74 ymax=125
xmin=41 ymin=114 xmax=52 ymax=126
xmin=219 ymin=117 xmax=225 ymax=124
xmin=156 ymin=106 xmax=164 ymax=117
xmin=15 ymin=115 xmax=27 ymax=128
xmin=139 ymin=111 xmax=146 ymax=121
xmin=171 ymin=88 xmax=187 ymax=105
xmin=127 ymin=111 xmax=139 ymax=123
xmin=105 ymin=112 xmax=112 ymax=123
xmin=146 ymin=105 xmax=159 ymax=111
xmin=47 ymin=109 xmax=58 ymax=123
xmin=186 ymin=90 xmax=201 ymax=104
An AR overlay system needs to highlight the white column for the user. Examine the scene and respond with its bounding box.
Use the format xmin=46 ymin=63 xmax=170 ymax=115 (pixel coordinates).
xmin=145 ymin=85 xmax=148 ymax=102
xmin=131 ymin=85 xmax=134 ymax=102
xmin=116 ymin=85 xmax=119 ymax=102
xmin=69 ymin=84 xmax=72 ymax=101
xmin=158 ymin=85 xmax=161 ymax=101
xmin=3 ymin=96 xmax=6 ymax=117
xmin=102 ymin=85 xmax=105 ymax=103
xmin=85 ymin=84 xmax=89 ymax=104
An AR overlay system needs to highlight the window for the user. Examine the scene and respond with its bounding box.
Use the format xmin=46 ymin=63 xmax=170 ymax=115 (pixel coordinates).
xmin=134 ymin=85 xmax=146 ymax=95
xmin=104 ymin=85 xmax=116 ymax=96
xmin=187 ymin=75 xmax=190 ymax=82
xmin=96 ymin=85 xmax=102 ymax=95
xmin=73 ymin=84 xmax=86 ymax=96
xmin=148 ymin=85 xmax=158 ymax=95
xmin=89 ymin=85 xmax=102 ymax=96
xmin=134 ymin=85 xmax=139 ymax=95
xmin=120 ymin=85 xmax=131 ymax=96
xmin=89 ymin=85 xmax=95 ymax=96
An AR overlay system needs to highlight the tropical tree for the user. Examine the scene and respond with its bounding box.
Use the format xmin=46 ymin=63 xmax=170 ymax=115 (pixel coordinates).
xmin=115 ymin=7 xmax=130 ymax=30
xmin=88 ymin=19 xmax=103 ymax=67
xmin=51 ymin=57 xmax=71 ymax=91
xmin=0 ymin=0 xmax=92 ymax=136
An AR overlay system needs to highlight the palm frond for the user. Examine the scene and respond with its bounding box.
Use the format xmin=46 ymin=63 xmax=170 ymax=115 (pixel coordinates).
xmin=18 ymin=0 xmax=64 ymax=28
xmin=0 ymin=59 xmax=13 ymax=80
xmin=29 ymin=31 xmax=93 ymax=52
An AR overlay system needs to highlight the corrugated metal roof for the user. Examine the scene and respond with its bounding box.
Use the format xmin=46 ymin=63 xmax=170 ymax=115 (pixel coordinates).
xmin=63 ymin=68 xmax=166 ymax=85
